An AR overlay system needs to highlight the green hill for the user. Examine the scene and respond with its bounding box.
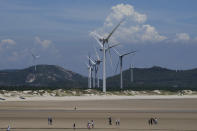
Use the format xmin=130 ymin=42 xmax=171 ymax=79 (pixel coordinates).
xmin=0 ymin=65 xmax=87 ymax=89
xmin=107 ymin=66 xmax=197 ymax=91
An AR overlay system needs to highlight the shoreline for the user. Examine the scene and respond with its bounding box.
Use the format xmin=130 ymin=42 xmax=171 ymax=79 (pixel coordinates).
xmin=1 ymin=95 xmax=197 ymax=101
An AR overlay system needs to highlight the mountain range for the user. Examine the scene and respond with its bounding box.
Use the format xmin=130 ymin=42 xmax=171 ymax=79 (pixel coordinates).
xmin=0 ymin=65 xmax=197 ymax=91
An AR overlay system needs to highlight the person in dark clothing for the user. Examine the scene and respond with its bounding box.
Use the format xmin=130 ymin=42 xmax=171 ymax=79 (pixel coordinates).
xmin=73 ymin=122 xmax=76 ymax=129
xmin=117 ymin=119 xmax=120 ymax=125
xmin=48 ymin=117 xmax=50 ymax=125
xmin=108 ymin=116 xmax=112 ymax=125
xmin=50 ymin=117 xmax=53 ymax=125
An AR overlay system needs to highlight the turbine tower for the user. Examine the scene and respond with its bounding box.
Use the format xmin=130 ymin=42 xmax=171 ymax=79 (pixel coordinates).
xmin=87 ymin=56 xmax=96 ymax=88
xmin=91 ymin=20 xmax=123 ymax=92
xmin=86 ymin=63 xmax=92 ymax=89
xmin=86 ymin=55 xmax=94 ymax=89
xmin=94 ymin=48 xmax=102 ymax=88
xmin=130 ymin=64 xmax=134 ymax=83
xmin=30 ymin=52 xmax=40 ymax=71
xmin=113 ymin=48 xmax=136 ymax=89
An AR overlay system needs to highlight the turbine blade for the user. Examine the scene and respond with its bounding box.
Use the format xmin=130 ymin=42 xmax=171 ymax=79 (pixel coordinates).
xmin=112 ymin=47 xmax=121 ymax=56
xmin=108 ymin=45 xmax=114 ymax=71
xmin=122 ymin=51 xmax=136 ymax=57
xmin=93 ymin=31 xmax=102 ymax=39
xmin=115 ymin=58 xmax=120 ymax=74
xmin=90 ymin=58 xmax=96 ymax=65
xmin=92 ymin=33 xmax=103 ymax=48
xmin=108 ymin=43 xmax=120 ymax=50
xmin=105 ymin=20 xmax=124 ymax=41
xmin=87 ymin=56 xmax=96 ymax=65
xmin=30 ymin=52 xmax=36 ymax=59
xmin=94 ymin=47 xmax=100 ymax=60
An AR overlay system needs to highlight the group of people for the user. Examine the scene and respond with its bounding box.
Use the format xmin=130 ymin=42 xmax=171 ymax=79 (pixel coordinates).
xmin=115 ymin=119 xmax=120 ymax=126
xmin=87 ymin=120 xmax=94 ymax=129
xmin=73 ymin=120 xmax=95 ymax=129
xmin=108 ymin=116 xmax=120 ymax=126
xmin=148 ymin=117 xmax=158 ymax=125
xmin=48 ymin=117 xmax=53 ymax=125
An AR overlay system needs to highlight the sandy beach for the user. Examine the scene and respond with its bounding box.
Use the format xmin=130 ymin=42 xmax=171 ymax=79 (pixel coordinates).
xmin=0 ymin=96 xmax=197 ymax=131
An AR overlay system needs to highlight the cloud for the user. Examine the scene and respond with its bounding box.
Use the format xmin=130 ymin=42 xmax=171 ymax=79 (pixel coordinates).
xmin=173 ymin=33 xmax=190 ymax=42
xmin=105 ymin=4 xmax=147 ymax=27
xmin=1 ymin=39 xmax=16 ymax=45
xmin=33 ymin=36 xmax=61 ymax=60
xmin=91 ymin=4 xmax=166 ymax=44
xmin=35 ymin=36 xmax=52 ymax=48
xmin=0 ymin=39 xmax=16 ymax=50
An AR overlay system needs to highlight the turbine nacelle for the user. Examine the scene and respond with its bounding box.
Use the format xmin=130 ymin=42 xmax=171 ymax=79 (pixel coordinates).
xmin=99 ymin=43 xmax=120 ymax=51
xmin=99 ymin=38 xmax=108 ymax=44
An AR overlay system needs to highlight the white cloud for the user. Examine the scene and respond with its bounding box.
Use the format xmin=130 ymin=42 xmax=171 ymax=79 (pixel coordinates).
xmin=0 ymin=39 xmax=16 ymax=50
xmin=35 ymin=36 xmax=52 ymax=48
xmin=141 ymin=25 xmax=167 ymax=42
xmin=174 ymin=33 xmax=190 ymax=42
xmin=105 ymin=4 xmax=147 ymax=27
xmin=91 ymin=4 xmax=166 ymax=44
xmin=1 ymin=39 xmax=16 ymax=45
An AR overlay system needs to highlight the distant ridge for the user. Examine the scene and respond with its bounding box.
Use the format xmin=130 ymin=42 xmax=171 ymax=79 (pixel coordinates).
xmin=0 ymin=65 xmax=87 ymax=88
xmin=0 ymin=65 xmax=197 ymax=91
xmin=107 ymin=66 xmax=197 ymax=90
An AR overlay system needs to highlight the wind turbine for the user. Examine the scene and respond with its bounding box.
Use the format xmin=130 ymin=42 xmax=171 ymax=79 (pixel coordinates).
xmin=86 ymin=63 xmax=92 ymax=89
xmin=91 ymin=20 xmax=123 ymax=92
xmin=130 ymin=64 xmax=134 ymax=83
xmin=30 ymin=52 xmax=40 ymax=71
xmin=87 ymin=56 xmax=96 ymax=88
xmin=113 ymin=48 xmax=136 ymax=89
xmin=86 ymin=54 xmax=94 ymax=89
xmin=98 ymin=41 xmax=120 ymax=91
xmin=94 ymin=48 xmax=102 ymax=88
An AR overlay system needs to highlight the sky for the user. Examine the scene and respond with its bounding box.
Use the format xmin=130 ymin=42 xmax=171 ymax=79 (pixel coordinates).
xmin=0 ymin=0 xmax=197 ymax=76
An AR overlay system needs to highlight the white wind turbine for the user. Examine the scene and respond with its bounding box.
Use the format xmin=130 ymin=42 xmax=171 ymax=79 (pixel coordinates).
xmin=94 ymin=48 xmax=102 ymax=88
xmin=86 ymin=55 xmax=94 ymax=89
xmin=30 ymin=52 xmax=40 ymax=71
xmin=113 ymin=48 xmax=136 ymax=89
xmin=130 ymin=64 xmax=134 ymax=83
xmin=91 ymin=20 xmax=123 ymax=92
xmin=86 ymin=63 xmax=92 ymax=89
xmin=93 ymin=38 xmax=119 ymax=92
xmin=87 ymin=56 xmax=96 ymax=88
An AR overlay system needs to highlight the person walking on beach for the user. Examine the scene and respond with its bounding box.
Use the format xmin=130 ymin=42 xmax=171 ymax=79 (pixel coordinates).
xmin=50 ymin=117 xmax=53 ymax=125
xmin=48 ymin=117 xmax=52 ymax=125
xmin=73 ymin=122 xmax=76 ymax=129
xmin=7 ymin=125 xmax=10 ymax=131
xmin=91 ymin=120 xmax=94 ymax=128
xmin=48 ymin=117 xmax=50 ymax=125
xmin=154 ymin=117 xmax=158 ymax=124
xmin=108 ymin=116 xmax=112 ymax=125
xmin=87 ymin=121 xmax=91 ymax=129
xmin=117 ymin=119 xmax=120 ymax=125
xmin=148 ymin=118 xmax=153 ymax=125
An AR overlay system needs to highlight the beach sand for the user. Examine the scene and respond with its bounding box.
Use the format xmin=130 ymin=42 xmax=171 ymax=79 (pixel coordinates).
xmin=0 ymin=97 xmax=197 ymax=131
